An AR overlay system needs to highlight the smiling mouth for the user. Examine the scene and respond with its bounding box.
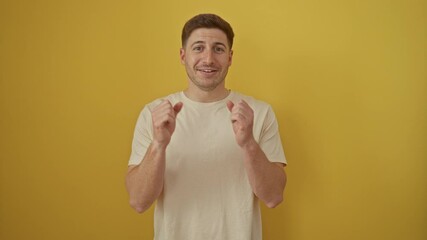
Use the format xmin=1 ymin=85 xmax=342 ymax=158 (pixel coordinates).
xmin=196 ymin=67 xmax=218 ymax=73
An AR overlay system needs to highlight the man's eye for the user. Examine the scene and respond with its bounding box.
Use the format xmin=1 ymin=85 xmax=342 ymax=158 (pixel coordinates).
xmin=193 ymin=46 xmax=202 ymax=51
xmin=215 ymin=47 xmax=225 ymax=52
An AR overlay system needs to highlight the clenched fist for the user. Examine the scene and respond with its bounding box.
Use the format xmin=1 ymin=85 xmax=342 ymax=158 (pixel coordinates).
xmin=227 ymin=100 xmax=255 ymax=148
xmin=151 ymin=100 xmax=183 ymax=148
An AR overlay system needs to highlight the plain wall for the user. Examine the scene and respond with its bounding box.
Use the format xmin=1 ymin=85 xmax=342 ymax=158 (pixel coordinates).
xmin=1 ymin=0 xmax=426 ymax=239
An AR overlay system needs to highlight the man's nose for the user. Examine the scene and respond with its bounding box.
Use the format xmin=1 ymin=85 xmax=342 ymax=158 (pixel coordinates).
xmin=203 ymin=49 xmax=214 ymax=65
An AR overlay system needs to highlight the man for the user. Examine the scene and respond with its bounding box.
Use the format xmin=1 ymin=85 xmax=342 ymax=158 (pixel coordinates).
xmin=126 ymin=13 xmax=287 ymax=240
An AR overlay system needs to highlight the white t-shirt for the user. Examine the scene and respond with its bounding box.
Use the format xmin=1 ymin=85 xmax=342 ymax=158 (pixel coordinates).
xmin=129 ymin=91 xmax=286 ymax=240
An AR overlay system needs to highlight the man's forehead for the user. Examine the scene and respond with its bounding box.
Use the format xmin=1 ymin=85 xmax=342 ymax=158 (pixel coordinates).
xmin=187 ymin=28 xmax=229 ymax=46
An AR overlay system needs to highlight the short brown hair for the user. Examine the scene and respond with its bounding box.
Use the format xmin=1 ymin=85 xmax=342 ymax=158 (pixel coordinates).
xmin=181 ymin=14 xmax=234 ymax=49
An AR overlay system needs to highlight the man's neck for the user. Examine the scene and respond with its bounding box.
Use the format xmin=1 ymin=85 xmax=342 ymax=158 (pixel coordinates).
xmin=183 ymin=87 xmax=230 ymax=103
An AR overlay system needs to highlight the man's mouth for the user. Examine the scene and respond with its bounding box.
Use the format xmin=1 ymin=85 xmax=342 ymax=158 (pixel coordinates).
xmin=196 ymin=68 xmax=218 ymax=73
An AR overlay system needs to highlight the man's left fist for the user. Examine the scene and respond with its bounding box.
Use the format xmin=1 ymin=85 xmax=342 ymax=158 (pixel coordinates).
xmin=227 ymin=100 xmax=255 ymax=147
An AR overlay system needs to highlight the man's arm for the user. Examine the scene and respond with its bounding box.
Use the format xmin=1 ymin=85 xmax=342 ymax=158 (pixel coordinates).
xmin=227 ymin=100 xmax=287 ymax=208
xmin=126 ymin=143 xmax=167 ymax=213
xmin=125 ymin=100 xmax=183 ymax=213
xmin=241 ymin=140 xmax=287 ymax=208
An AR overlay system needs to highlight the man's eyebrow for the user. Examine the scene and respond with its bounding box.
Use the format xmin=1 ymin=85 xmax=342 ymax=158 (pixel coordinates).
xmin=190 ymin=41 xmax=205 ymax=47
xmin=190 ymin=41 xmax=228 ymax=48
xmin=214 ymin=42 xmax=227 ymax=48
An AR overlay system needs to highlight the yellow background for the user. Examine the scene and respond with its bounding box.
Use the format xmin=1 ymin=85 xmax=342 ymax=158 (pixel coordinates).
xmin=1 ymin=0 xmax=426 ymax=239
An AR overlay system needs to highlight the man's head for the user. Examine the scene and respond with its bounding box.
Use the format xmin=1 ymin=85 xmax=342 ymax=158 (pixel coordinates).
xmin=181 ymin=14 xmax=234 ymax=49
xmin=180 ymin=14 xmax=234 ymax=93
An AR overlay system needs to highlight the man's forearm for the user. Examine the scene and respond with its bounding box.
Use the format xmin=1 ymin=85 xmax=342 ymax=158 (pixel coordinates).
xmin=126 ymin=142 xmax=166 ymax=213
xmin=242 ymin=139 xmax=287 ymax=208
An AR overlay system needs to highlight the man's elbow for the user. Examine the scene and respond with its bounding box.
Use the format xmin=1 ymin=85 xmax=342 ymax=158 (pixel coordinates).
xmin=129 ymin=199 xmax=151 ymax=214
xmin=265 ymin=195 xmax=283 ymax=208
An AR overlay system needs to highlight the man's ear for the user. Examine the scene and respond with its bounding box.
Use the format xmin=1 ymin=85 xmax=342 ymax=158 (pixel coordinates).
xmin=180 ymin=48 xmax=185 ymax=65
xmin=228 ymin=49 xmax=233 ymax=66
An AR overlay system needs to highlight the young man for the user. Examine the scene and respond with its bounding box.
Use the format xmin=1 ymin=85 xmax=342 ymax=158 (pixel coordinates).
xmin=126 ymin=13 xmax=287 ymax=240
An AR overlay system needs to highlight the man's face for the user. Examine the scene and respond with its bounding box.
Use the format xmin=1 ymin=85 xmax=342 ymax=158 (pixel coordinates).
xmin=180 ymin=28 xmax=233 ymax=92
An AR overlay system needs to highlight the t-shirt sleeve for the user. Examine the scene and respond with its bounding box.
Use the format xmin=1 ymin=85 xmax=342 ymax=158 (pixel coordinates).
xmin=128 ymin=106 xmax=153 ymax=166
xmin=259 ymin=106 xmax=287 ymax=165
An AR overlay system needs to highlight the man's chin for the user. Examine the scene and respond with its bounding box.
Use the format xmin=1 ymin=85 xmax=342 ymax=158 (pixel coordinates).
xmin=196 ymin=83 xmax=222 ymax=92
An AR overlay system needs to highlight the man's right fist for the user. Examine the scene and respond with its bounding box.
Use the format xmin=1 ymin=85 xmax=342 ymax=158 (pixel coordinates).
xmin=150 ymin=100 xmax=183 ymax=147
